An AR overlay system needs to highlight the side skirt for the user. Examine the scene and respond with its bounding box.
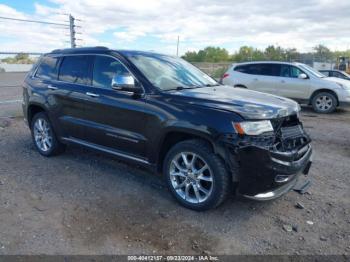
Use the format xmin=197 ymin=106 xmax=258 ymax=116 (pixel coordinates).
xmin=61 ymin=137 xmax=151 ymax=165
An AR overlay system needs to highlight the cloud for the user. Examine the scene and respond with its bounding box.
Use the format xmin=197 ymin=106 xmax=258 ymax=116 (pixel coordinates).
xmin=0 ymin=0 xmax=350 ymax=54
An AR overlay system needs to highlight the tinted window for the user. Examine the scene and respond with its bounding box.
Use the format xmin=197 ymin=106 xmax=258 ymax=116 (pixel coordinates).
xmin=235 ymin=65 xmax=250 ymax=74
xmin=332 ymin=71 xmax=346 ymax=79
xmin=93 ymin=56 xmax=129 ymax=89
xmin=235 ymin=64 xmax=280 ymax=76
xmin=35 ymin=56 xmax=59 ymax=80
xmin=321 ymin=71 xmax=330 ymax=77
xmin=58 ymin=56 xmax=91 ymax=85
xmin=280 ymin=65 xmax=290 ymax=77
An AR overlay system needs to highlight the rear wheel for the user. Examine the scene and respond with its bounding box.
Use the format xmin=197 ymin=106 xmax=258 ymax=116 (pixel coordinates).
xmin=163 ymin=139 xmax=231 ymax=211
xmin=31 ymin=112 xmax=65 ymax=156
xmin=311 ymin=92 xmax=337 ymax=113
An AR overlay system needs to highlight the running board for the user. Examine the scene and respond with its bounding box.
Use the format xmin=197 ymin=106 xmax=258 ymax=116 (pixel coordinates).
xmin=61 ymin=137 xmax=150 ymax=165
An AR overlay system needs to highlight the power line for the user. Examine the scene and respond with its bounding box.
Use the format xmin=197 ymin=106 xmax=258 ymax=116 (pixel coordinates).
xmin=0 ymin=16 xmax=69 ymax=27
xmin=0 ymin=14 xmax=82 ymax=48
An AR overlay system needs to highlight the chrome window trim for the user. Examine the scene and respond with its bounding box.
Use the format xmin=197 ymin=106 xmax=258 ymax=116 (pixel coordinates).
xmin=32 ymin=53 xmax=146 ymax=94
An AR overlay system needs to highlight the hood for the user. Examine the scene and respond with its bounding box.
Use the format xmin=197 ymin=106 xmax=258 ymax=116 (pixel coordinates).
xmin=324 ymin=77 xmax=350 ymax=88
xmin=169 ymin=85 xmax=300 ymax=120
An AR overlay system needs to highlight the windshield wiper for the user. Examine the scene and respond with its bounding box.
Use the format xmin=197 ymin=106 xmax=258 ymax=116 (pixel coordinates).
xmin=165 ymin=85 xmax=199 ymax=91
xmin=204 ymin=83 xmax=220 ymax=87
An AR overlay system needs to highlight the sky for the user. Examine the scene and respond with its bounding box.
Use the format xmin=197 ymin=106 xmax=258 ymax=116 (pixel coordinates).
xmin=0 ymin=0 xmax=350 ymax=55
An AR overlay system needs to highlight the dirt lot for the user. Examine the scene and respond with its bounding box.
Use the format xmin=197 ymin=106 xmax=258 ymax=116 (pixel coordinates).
xmin=0 ymin=106 xmax=349 ymax=256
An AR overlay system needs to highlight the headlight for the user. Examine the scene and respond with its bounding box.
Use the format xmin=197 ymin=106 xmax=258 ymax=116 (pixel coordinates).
xmin=233 ymin=120 xmax=274 ymax=136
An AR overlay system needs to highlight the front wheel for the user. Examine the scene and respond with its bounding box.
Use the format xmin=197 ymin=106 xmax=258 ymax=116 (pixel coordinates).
xmin=311 ymin=92 xmax=337 ymax=113
xmin=163 ymin=139 xmax=231 ymax=211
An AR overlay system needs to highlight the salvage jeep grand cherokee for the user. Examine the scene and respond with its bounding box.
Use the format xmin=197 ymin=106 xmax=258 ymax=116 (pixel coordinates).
xmin=22 ymin=47 xmax=312 ymax=211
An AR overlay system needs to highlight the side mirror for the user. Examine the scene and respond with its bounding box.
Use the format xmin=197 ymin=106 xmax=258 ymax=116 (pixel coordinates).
xmin=298 ymin=73 xmax=308 ymax=79
xmin=111 ymin=74 xmax=142 ymax=93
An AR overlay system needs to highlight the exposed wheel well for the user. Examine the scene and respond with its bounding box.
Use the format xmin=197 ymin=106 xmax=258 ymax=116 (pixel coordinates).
xmin=157 ymin=132 xmax=214 ymax=172
xmin=309 ymin=89 xmax=339 ymax=106
xmin=28 ymin=105 xmax=46 ymax=126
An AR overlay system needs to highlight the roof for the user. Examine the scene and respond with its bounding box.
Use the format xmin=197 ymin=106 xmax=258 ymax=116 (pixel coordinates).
xmin=50 ymin=46 xmax=110 ymax=54
xmin=232 ymin=61 xmax=304 ymax=66
xmin=48 ymin=46 xmax=167 ymax=57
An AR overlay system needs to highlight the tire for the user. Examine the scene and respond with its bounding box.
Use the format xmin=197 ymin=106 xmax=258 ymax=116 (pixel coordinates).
xmin=311 ymin=92 xmax=337 ymax=113
xmin=30 ymin=112 xmax=65 ymax=156
xmin=163 ymin=139 xmax=231 ymax=211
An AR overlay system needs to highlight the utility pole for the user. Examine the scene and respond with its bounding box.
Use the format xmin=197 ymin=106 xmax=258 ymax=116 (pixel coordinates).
xmin=176 ymin=36 xmax=180 ymax=57
xmin=69 ymin=14 xmax=76 ymax=48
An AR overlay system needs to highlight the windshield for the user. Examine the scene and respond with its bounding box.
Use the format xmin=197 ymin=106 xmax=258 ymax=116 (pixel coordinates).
xmin=125 ymin=53 xmax=218 ymax=91
xmin=342 ymin=71 xmax=350 ymax=78
xmin=298 ymin=64 xmax=326 ymax=78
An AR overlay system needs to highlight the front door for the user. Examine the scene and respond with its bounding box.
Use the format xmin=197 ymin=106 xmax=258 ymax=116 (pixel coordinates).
xmin=278 ymin=65 xmax=310 ymax=100
xmin=82 ymin=55 xmax=148 ymax=159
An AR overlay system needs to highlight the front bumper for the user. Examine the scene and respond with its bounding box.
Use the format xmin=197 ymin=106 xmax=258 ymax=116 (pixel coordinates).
xmin=337 ymin=89 xmax=350 ymax=107
xmin=224 ymin=142 xmax=312 ymax=200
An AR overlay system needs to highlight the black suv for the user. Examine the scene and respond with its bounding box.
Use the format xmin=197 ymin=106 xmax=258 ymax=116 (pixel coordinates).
xmin=23 ymin=47 xmax=312 ymax=211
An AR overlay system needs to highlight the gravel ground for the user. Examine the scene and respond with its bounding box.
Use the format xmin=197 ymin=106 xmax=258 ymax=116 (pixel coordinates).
xmin=0 ymin=106 xmax=349 ymax=255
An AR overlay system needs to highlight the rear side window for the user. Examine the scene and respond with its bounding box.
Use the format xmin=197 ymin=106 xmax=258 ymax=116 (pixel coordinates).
xmin=58 ymin=56 xmax=91 ymax=85
xmin=235 ymin=63 xmax=280 ymax=76
xmin=92 ymin=56 xmax=129 ymax=89
xmin=35 ymin=56 xmax=59 ymax=80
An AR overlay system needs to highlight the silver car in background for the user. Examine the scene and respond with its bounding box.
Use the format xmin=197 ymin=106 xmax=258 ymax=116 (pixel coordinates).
xmin=221 ymin=61 xmax=350 ymax=113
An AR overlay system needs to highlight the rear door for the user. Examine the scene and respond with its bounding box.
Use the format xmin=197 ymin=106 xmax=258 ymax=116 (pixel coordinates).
xmin=235 ymin=63 xmax=281 ymax=95
xmin=51 ymin=55 xmax=94 ymax=140
xmin=277 ymin=65 xmax=311 ymax=99
xmin=29 ymin=55 xmax=66 ymax=136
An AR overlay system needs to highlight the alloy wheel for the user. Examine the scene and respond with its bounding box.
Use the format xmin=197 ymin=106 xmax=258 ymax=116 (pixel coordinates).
xmin=315 ymin=95 xmax=333 ymax=112
xmin=169 ymin=152 xmax=213 ymax=204
xmin=33 ymin=118 xmax=53 ymax=152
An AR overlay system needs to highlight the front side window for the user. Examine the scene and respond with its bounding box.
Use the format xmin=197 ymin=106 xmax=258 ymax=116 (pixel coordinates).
xmin=290 ymin=66 xmax=304 ymax=78
xmin=125 ymin=53 xmax=217 ymax=91
xmin=58 ymin=55 xmax=91 ymax=85
xmin=35 ymin=56 xmax=59 ymax=80
xmin=321 ymin=71 xmax=330 ymax=77
xmin=93 ymin=56 xmax=129 ymax=89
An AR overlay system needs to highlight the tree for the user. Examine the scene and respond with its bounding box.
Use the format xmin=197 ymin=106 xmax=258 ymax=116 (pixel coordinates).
xmin=1 ymin=53 xmax=34 ymax=64
xmin=313 ymin=45 xmax=332 ymax=61
xmin=264 ymin=45 xmax=284 ymax=61
xmin=182 ymin=46 xmax=230 ymax=62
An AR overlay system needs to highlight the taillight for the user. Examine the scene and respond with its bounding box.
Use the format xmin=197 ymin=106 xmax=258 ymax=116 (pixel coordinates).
xmin=222 ymin=73 xmax=230 ymax=79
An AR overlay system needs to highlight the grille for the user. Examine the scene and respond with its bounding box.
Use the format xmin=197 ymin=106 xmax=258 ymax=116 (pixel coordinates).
xmin=273 ymin=116 xmax=310 ymax=152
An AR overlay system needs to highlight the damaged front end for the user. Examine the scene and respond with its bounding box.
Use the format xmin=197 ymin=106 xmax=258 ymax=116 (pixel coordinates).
xmin=222 ymin=114 xmax=312 ymax=200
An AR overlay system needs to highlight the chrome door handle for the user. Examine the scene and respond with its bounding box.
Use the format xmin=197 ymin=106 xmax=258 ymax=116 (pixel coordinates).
xmin=86 ymin=92 xmax=99 ymax=98
xmin=281 ymin=80 xmax=286 ymax=83
xmin=253 ymin=78 xmax=258 ymax=81
xmin=47 ymin=85 xmax=58 ymax=90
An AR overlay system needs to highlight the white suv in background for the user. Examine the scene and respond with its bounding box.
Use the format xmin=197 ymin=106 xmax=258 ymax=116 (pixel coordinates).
xmin=221 ymin=61 xmax=350 ymax=113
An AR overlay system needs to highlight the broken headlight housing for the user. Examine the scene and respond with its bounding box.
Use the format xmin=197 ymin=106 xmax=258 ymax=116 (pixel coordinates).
xmin=233 ymin=120 xmax=274 ymax=136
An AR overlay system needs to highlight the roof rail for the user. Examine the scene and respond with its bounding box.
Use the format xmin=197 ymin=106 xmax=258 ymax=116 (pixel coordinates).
xmin=49 ymin=46 xmax=110 ymax=54
xmin=94 ymin=46 xmax=109 ymax=49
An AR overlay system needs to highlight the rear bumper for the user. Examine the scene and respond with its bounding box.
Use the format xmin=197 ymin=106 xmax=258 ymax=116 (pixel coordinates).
xmin=224 ymin=142 xmax=312 ymax=200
